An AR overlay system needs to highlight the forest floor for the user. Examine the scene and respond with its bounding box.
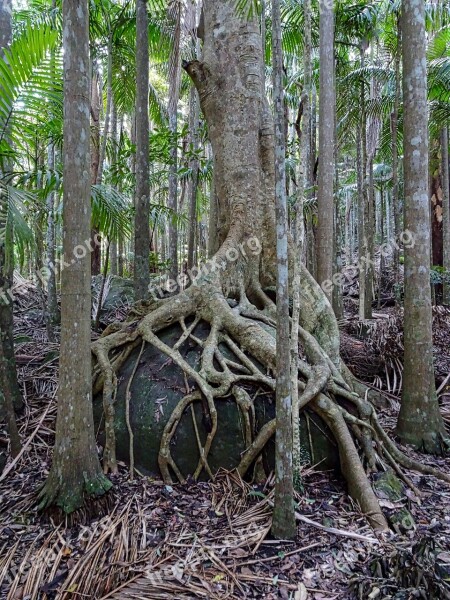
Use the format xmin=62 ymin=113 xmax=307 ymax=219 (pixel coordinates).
xmin=1 ymin=274 xmax=450 ymax=599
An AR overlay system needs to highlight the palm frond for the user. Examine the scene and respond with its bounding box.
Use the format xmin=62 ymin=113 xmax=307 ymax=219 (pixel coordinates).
xmin=0 ymin=23 xmax=61 ymax=162
xmin=91 ymin=184 xmax=132 ymax=242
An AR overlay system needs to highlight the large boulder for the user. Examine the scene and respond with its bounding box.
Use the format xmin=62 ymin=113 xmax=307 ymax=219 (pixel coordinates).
xmin=94 ymin=320 xmax=340 ymax=479
xmin=91 ymin=275 xmax=134 ymax=325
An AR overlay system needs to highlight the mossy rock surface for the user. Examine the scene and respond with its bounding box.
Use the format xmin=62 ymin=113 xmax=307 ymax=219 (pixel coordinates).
xmin=373 ymin=469 xmax=416 ymax=532
xmin=373 ymin=469 xmax=404 ymax=501
xmin=94 ymin=320 xmax=340 ymax=479
xmin=92 ymin=275 xmax=134 ymax=322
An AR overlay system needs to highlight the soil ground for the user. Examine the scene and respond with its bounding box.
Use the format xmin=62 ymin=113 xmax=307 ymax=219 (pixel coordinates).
xmin=1 ymin=275 xmax=450 ymax=599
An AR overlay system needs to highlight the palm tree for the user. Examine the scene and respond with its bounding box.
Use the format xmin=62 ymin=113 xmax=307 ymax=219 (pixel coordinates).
xmin=271 ymin=0 xmax=296 ymax=541
xmin=167 ymin=0 xmax=182 ymax=286
xmin=443 ymin=125 xmax=450 ymax=304
xmin=316 ymin=0 xmax=335 ymax=302
xmin=0 ymin=0 xmax=22 ymax=430
xmin=38 ymin=0 xmax=111 ymax=511
xmin=134 ymin=0 xmax=151 ymax=301
xmin=396 ymin=0 xmax=445 ymax=453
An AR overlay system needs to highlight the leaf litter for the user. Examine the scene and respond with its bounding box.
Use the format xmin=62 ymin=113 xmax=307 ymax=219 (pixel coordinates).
xmin=1 ymin=276 xmax=450 ymax=599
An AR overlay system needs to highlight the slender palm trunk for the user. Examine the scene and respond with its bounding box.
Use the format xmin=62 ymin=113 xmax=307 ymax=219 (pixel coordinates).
xmin=333 ymin=117 xmax=343 ymax=319
xmin=134 ymin=0 xmax=151 ymax=300
xmin=110 ymin=102 xmax=118 ymax=275
xmin=45 ymin=142 xmax=59 ymax=335
xmin=291 ymin=0 xmax=311 ymax=487
xmin=378 ymin=187 xmax=385 ymax=308
xmin=306 ymin=85 xmax=317 ymax=278
xmin=94 ymin=240 xmax=110 ymax=331
xmin=430 ymin=141 xmax=443 ymax=300
xmin=187 ymin=86 xmax=200 ymax=273
xmin=392 ymin=25 xmax=401 ymax=288
xmin=118 ymin=234 xmax=124 ymax=277
xmin=442 ymin=126 xmax=450 ymax=305
xmin=96 ymin=34 xmax=113 ymax=186
xmin=0 ymin=3 xmax=21 ymax=446
xmin=167 ymin=3 xmax=182 ymax=286
xmin=39 ymin=0 xmax=111 ymax=511
xmin=358 ymin=46 xmax=372 ymax=320
xmin=44 ymin=0 xmax=59 ymax=328
xmin=0 ymin=0 xmax=22 ymax=419
xmin=396 ymin=0 xmax=445 ymax=453
xmin=271 ymin=0 xmax=296 ymax=541
xmin=90 ymin=67 xmax=101 ymax=276
xmin=207 ymin=163 xmax=218 ymax=258
xmin=316 ymin=0 xmax=335 ymax=301
xmin=345 ymin=190 xmax=352 ymax=265
xmin=0 ymin=338 xmax=20 ymax=457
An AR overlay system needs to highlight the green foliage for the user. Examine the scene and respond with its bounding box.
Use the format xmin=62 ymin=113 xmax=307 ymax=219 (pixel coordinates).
xmin=0 ymin=22 xmax=61 ymax=165
xmin=0 ymin=182 xmax=35 ymax=269
xmin=91 ymin=185 xmax=133 ymax=242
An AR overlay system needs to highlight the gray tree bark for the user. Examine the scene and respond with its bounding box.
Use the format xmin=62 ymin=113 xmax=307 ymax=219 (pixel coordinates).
xmin=90 ymin=67 xmax=102 ymax=276
xmin=316 ymin=0 xmax=335 ymax=302
xmin=292 ymin=0 xmax=311 ymax=488
xmin=271 ymin=0 xmax=296 ymax=541
xmin=187 ymin=85 xmax=200 ymax=273
xmin=357 ymin=45 xmax=372 ymax=320
xmin=442 ymin=126 xmax=450 ymax=305
xmin=167 ymin=2 xmax=182 ymax=286
xmin=134 ymin=0 xmax=151 ymax=300
xmin=0 ymin=0 xmax=22 ymax=419
xmin=392 ymin=22 xmax=402 ymax=289
xmin=0 ymin=1 xmax=21 ymax=450
xmin=96 ymin=33 xmax=113 ymax=186
xmin=45 ymin=143 xmax=59 ymax=334
xmin=45 ymin=0 xmax=60 ymax=334
xmin=396 ymin=0 xmax=445 ymax=453
xmin=110 ymin=101 xmax=118 ymax=276
xmin=39 ymin=0 xmax=111 ymax=512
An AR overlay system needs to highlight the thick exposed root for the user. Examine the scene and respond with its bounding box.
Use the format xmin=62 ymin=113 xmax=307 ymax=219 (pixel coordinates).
xmin=92 ymin=282 xmax=450 ymax=532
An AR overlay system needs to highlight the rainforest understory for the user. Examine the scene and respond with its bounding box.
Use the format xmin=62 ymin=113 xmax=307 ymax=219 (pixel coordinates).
xmin=85 ymin=2 xmax=450 ymax=531
xmin=37 ymin=1 xmax=450 ymax=530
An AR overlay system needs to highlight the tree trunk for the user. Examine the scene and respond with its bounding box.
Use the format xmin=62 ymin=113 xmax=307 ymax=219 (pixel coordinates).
xmin=167 ymin=3 xmax=182 ymax=286
xmin=392 ymin=25 xmax=402 ymax=288
xmin=316 ymin=1 xmax=335 ymax=302
xmin=46 ymin=11 xmax=60 ymax=334
xmin=333 ymin=117 xmax=343 ymax=320
xmin=271 ymin=0 xmax=296 ymax=540
xmin=0 ymin=0 xmax=22 ymax=439
xmin=0 ymin=0 xmax=22 ymax=418
xmin=118 ymin=234 xmax=124 ymax=277
xmin=378 ymin=187 xmax=385 ymax=308
xmin=396 ymin=0 xmax=445 ymax=453
xmin=442 ymin=126 xmax=450 ymax=305
xmin=39 ymin=0 xmax=111 ymax=512
xmin=134 ymin=0 xmax=150 ymax=301
xmin=357 ymin=51 xmax=372 ymax=320
xmin=306 ymin=85 xmax=317 ymax=279
xmin=0 ymin=338 xmax=21 ymax=457
xmin=96 ymin=34 xmax=113 ymax=186
xmin=345 ymin=190 xmax=352 ymax=265
xmin=430 ymin=141 xmax=443 ymax=305
xmin=187 ymin=85 xmax=200 ymax=273
xmin=90 ymin=68 xmax=101 ymax=276
xmin=207 ymin=144 xmax=219 ymax=258
xmin=45 ymin=142 xmax=60 ymax=336
xmin=110 ymin=101 xmax=118 ymax=276
xmin=291 ymin=0 xmax=311 ymax=488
